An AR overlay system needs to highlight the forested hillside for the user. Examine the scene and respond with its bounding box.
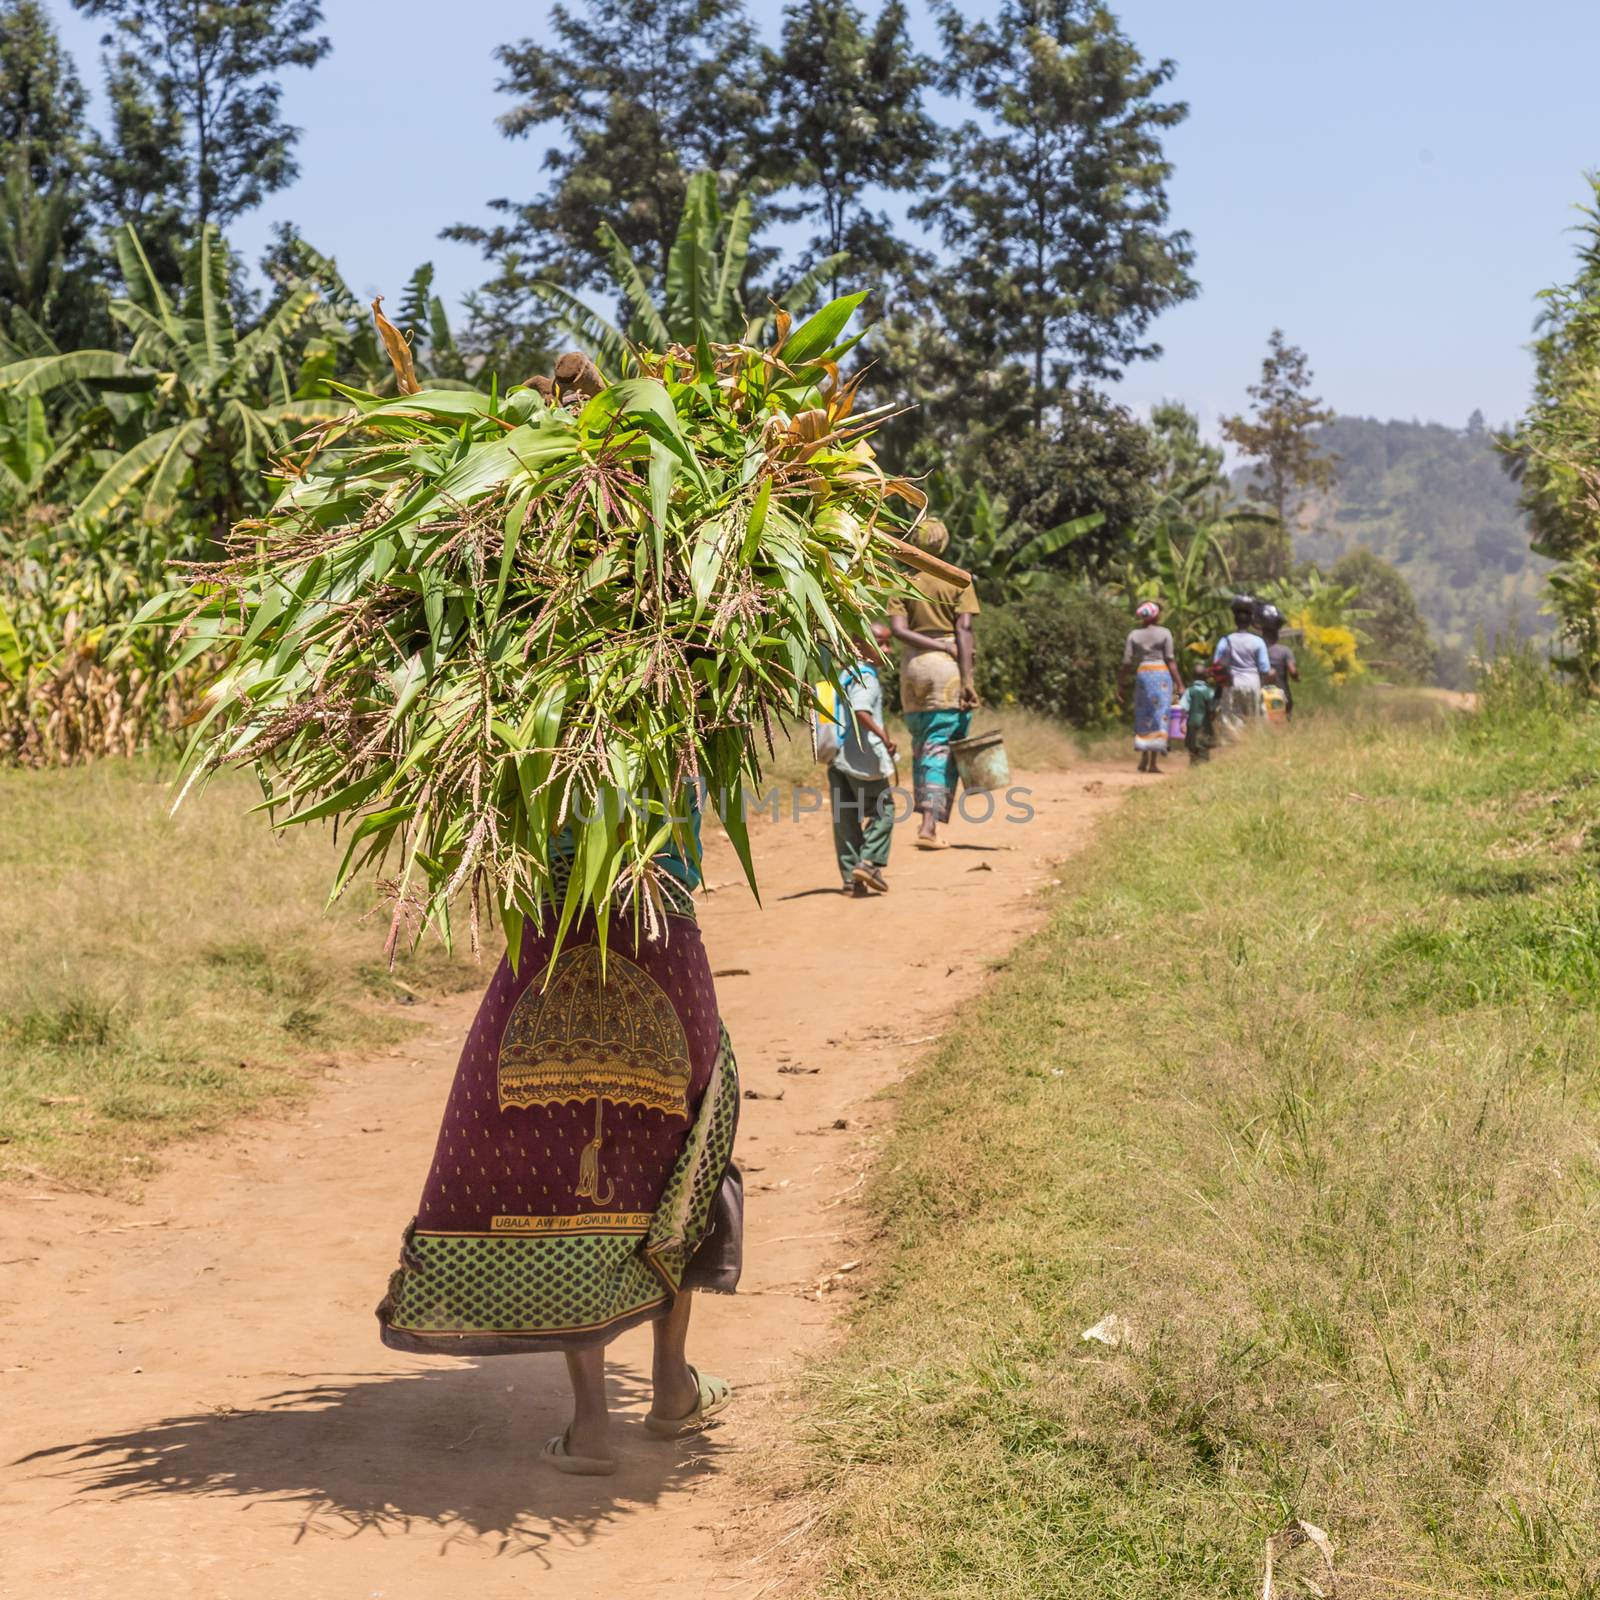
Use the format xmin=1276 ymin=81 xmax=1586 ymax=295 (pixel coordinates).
xmin=1291 ymin=415 xmax=1550 ymax=657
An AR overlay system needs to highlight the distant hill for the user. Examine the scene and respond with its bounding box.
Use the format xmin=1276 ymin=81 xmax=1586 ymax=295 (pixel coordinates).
xmin=1237 ymin=415 xmax=1552 ymax=660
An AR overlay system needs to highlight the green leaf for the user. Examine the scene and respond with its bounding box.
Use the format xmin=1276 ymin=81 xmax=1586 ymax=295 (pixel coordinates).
xmin=76 ymin=420 xmax=204 ymax=525
xmin=580 ymin=378 xmax=704 ymax=484
xmin=280 ymin=770 xmax=391 ymax=827
xmin=490 ymin=494 xmax=528 ymax=625
xmin=0 ymin=600 xmax=24 ymax=684
xmin=191 ymin=223 xmax=237 ymax=375
xmin=0 ymin=349 xmax=151 ymax=399
xmin=740 ymin=479 xmax=772 ymax=564
xmin=780 ymin=293 xmax=868 ymax=366
xmin=598 ymin=224 xmax=672 ymax=349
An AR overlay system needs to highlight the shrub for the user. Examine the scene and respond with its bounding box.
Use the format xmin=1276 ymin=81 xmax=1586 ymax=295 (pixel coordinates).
xmin=1475 ymin=635 xmax=1574 ymax=730
xmin=974 ymin=583 xmax=1126 ymax=729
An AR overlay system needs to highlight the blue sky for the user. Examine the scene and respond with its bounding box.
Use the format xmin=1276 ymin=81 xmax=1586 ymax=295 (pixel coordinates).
xmin=45 ymin=0 xmax=1600 ymax=438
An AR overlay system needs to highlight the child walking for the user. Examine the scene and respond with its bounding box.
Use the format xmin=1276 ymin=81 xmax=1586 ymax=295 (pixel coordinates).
xmin=829 ymin=623 xmax=898 ymax=896
xmin=1182 ymin=662 xmax=1227 ymax=764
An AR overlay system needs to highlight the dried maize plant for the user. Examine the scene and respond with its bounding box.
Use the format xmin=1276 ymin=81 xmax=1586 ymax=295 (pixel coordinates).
xmin=0 ymin=508 xmax=204 ymax=766
xmin=161 ymin=292 xmax=926 ymax=966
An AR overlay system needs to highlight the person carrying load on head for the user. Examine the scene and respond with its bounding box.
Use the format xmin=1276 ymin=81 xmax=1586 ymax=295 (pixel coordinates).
xmin=887 ymin=518 xmax=980 ymax=850
xmin=1213 ymin=595 xmax=1273 ymax=729
xmin=1119 ymin=599 xmax=1185 ymax=775
xmin=1260 ymin=604 xmax=1299 ymax=721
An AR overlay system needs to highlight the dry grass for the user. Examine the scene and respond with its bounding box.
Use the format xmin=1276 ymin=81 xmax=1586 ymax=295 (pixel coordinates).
xmin=0 ymin=761 xmax=480 ymax=1190
xmin=784 ymin=696 xmax=1600 ymax=1597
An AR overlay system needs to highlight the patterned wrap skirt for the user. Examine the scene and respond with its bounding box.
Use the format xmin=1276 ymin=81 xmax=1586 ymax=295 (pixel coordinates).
xmin=1133 ymin=661 xmax=1174 ymax=753
xmin=378 ymin=883 xmax=741 ymax=1356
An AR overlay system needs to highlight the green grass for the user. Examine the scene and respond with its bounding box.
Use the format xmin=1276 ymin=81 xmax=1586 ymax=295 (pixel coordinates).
xmin=793 ymin=694 xmax=1600 ymax=1598
xmin=0 ymin=761 xmax=480 ymax=1190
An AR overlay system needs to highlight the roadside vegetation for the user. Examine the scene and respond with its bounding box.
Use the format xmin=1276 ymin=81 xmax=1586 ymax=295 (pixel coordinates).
xmin=0 ymin=762 xmax=477 ymax=1190
xmin=793 ymin=678 xmax=1600 ymax=1598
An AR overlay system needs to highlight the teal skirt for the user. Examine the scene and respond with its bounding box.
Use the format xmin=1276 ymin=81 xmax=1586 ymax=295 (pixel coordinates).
xmin=903 ymin=708 xmax=971 ymax=822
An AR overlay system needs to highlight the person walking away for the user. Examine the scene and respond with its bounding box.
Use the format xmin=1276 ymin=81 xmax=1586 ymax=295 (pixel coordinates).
xmin=1120 ymin=600 xmax=1184 ymax=774
xmin=377 ymin=808 xmax=742 ymax=1477
xmin=1213 ymin=597 xmax=1273 ymax=730
xmin=888 ymin=519 xmax=980 ymax=849
xmin=1261 ymin=605 xmax=1299 ymax=720
xmin=1181 ymin=661 xmax=1227 ymax=763
xmin=829 ymin=623 xmax=898 ymax=895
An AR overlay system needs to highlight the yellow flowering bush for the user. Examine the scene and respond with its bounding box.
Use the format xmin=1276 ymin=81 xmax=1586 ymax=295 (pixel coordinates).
xmin=1292 ymin=612 xmax=1364 ymax=683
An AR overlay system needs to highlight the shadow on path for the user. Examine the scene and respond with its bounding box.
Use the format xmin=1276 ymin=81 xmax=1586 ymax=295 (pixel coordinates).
xmin=15 ymin=1362 xmax=726 ymax=1565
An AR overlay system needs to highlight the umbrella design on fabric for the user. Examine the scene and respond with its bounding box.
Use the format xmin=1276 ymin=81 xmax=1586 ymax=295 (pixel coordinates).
xmin=498 ymin=946 xmax=692 ymax=1206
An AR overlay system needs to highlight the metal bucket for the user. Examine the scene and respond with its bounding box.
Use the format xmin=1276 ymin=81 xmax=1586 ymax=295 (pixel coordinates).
xmin=950 ymin=728 xmax=1011 ymax=793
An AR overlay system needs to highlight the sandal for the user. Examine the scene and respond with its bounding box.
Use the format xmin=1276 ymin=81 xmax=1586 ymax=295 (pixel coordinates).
xmin=542 ymin=1430 xmax=618 ymax=1476
xmin=913 ymin=836 xmax=948 ymax=851
xmin=644 ymin=1367 xmax=733 ymax=1439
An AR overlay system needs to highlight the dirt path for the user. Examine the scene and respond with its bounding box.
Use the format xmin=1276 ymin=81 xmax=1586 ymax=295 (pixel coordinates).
xmin=1 ymin=761 xmax=1143 ymax=1600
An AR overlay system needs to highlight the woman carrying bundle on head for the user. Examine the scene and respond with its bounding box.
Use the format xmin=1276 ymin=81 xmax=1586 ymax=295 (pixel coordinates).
xmin=1121 ymin=600 xmax=1184 ymax=774
xmin=374 ymin=804 xmax=743 ymax=1476
xmin=1213 ymin=595 xmax=1274 ymax=731
xmin=887 ymin=519 xmax=981 ymax=848
xmin=165 ymin=290 xmax=960 ymax=1482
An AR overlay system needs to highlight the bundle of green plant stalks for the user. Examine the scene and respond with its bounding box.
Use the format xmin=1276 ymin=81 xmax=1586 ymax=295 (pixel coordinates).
xmin=160 ymin=293 xmax=926 ymax=965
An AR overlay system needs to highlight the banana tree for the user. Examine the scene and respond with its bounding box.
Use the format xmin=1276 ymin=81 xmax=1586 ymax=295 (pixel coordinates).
xmin=268 ymin=235 xmax=468 ymax=394
xmin=1112 ymin=497 xmax=1237 ymax=661
xmin=0 ymin=224 xmax=343 ymax=541
xmin=0 ymin=392 xmax=72 ymax=502
xmin=531 ymin=170 xmax=846 ymax=370
xmin=1259 ymin=568 xmax=1373 ymax=633
xmin=929 ymin=466 xmax=1104 ymax=601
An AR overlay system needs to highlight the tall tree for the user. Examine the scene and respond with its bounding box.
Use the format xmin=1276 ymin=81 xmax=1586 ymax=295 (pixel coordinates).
xmin=459 ymin=253 xmax=560 ymax=387
xmin=1330 ymin=548 xmax=1435 ymax=685
xmin=1501 ymin=176 xmax=1600 ymax=686
xmin=87 ymin=58 xmax=186 ymax=292
xmin=71 ymin=0 xmax=329 ymax=228
xmin=1221 ymin=330 xmax=1337 ymax=582
xmin=1149 ymin=398 xmax=1227 ymax=500
xmin=1502 ymin=179 xmax=1600 ymax=565
xmin=448 ymin=0 xmax=767 ymax=294
xmin=762 ymin=0 xmax=938 ymax=295
xmin=0 ymin=0 xmax=89 ymax=186
xmin=918 ymin=0 xmax=1196 ymax=433
xmin=0 ymin=2 xmax=102 ymax=348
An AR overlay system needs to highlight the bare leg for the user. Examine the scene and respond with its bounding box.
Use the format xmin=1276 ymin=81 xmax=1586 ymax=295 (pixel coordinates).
xmin=562 ymin=1344 xmax=614 ymax=1459
xmin=650 ymin=1290 xmax=700 ymax=1420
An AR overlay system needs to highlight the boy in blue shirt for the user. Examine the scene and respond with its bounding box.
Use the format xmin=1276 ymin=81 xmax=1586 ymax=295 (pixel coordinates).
xmin=830 ymin=623 xmax=898 ymax=896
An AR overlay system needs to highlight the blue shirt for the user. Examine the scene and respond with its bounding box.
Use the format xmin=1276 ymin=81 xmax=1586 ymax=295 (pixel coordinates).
xmin=831 ymin=663 xmax=894 ymax=782
xmin=1213 ymin=631 xmax=1272 ymax=677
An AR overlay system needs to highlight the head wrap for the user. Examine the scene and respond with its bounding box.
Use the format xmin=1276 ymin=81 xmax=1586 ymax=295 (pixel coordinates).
xmin=914 ymin=518 xmax=950 ymax=556
xmin=1136 ymin=601 xmax=1161 ymax=622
